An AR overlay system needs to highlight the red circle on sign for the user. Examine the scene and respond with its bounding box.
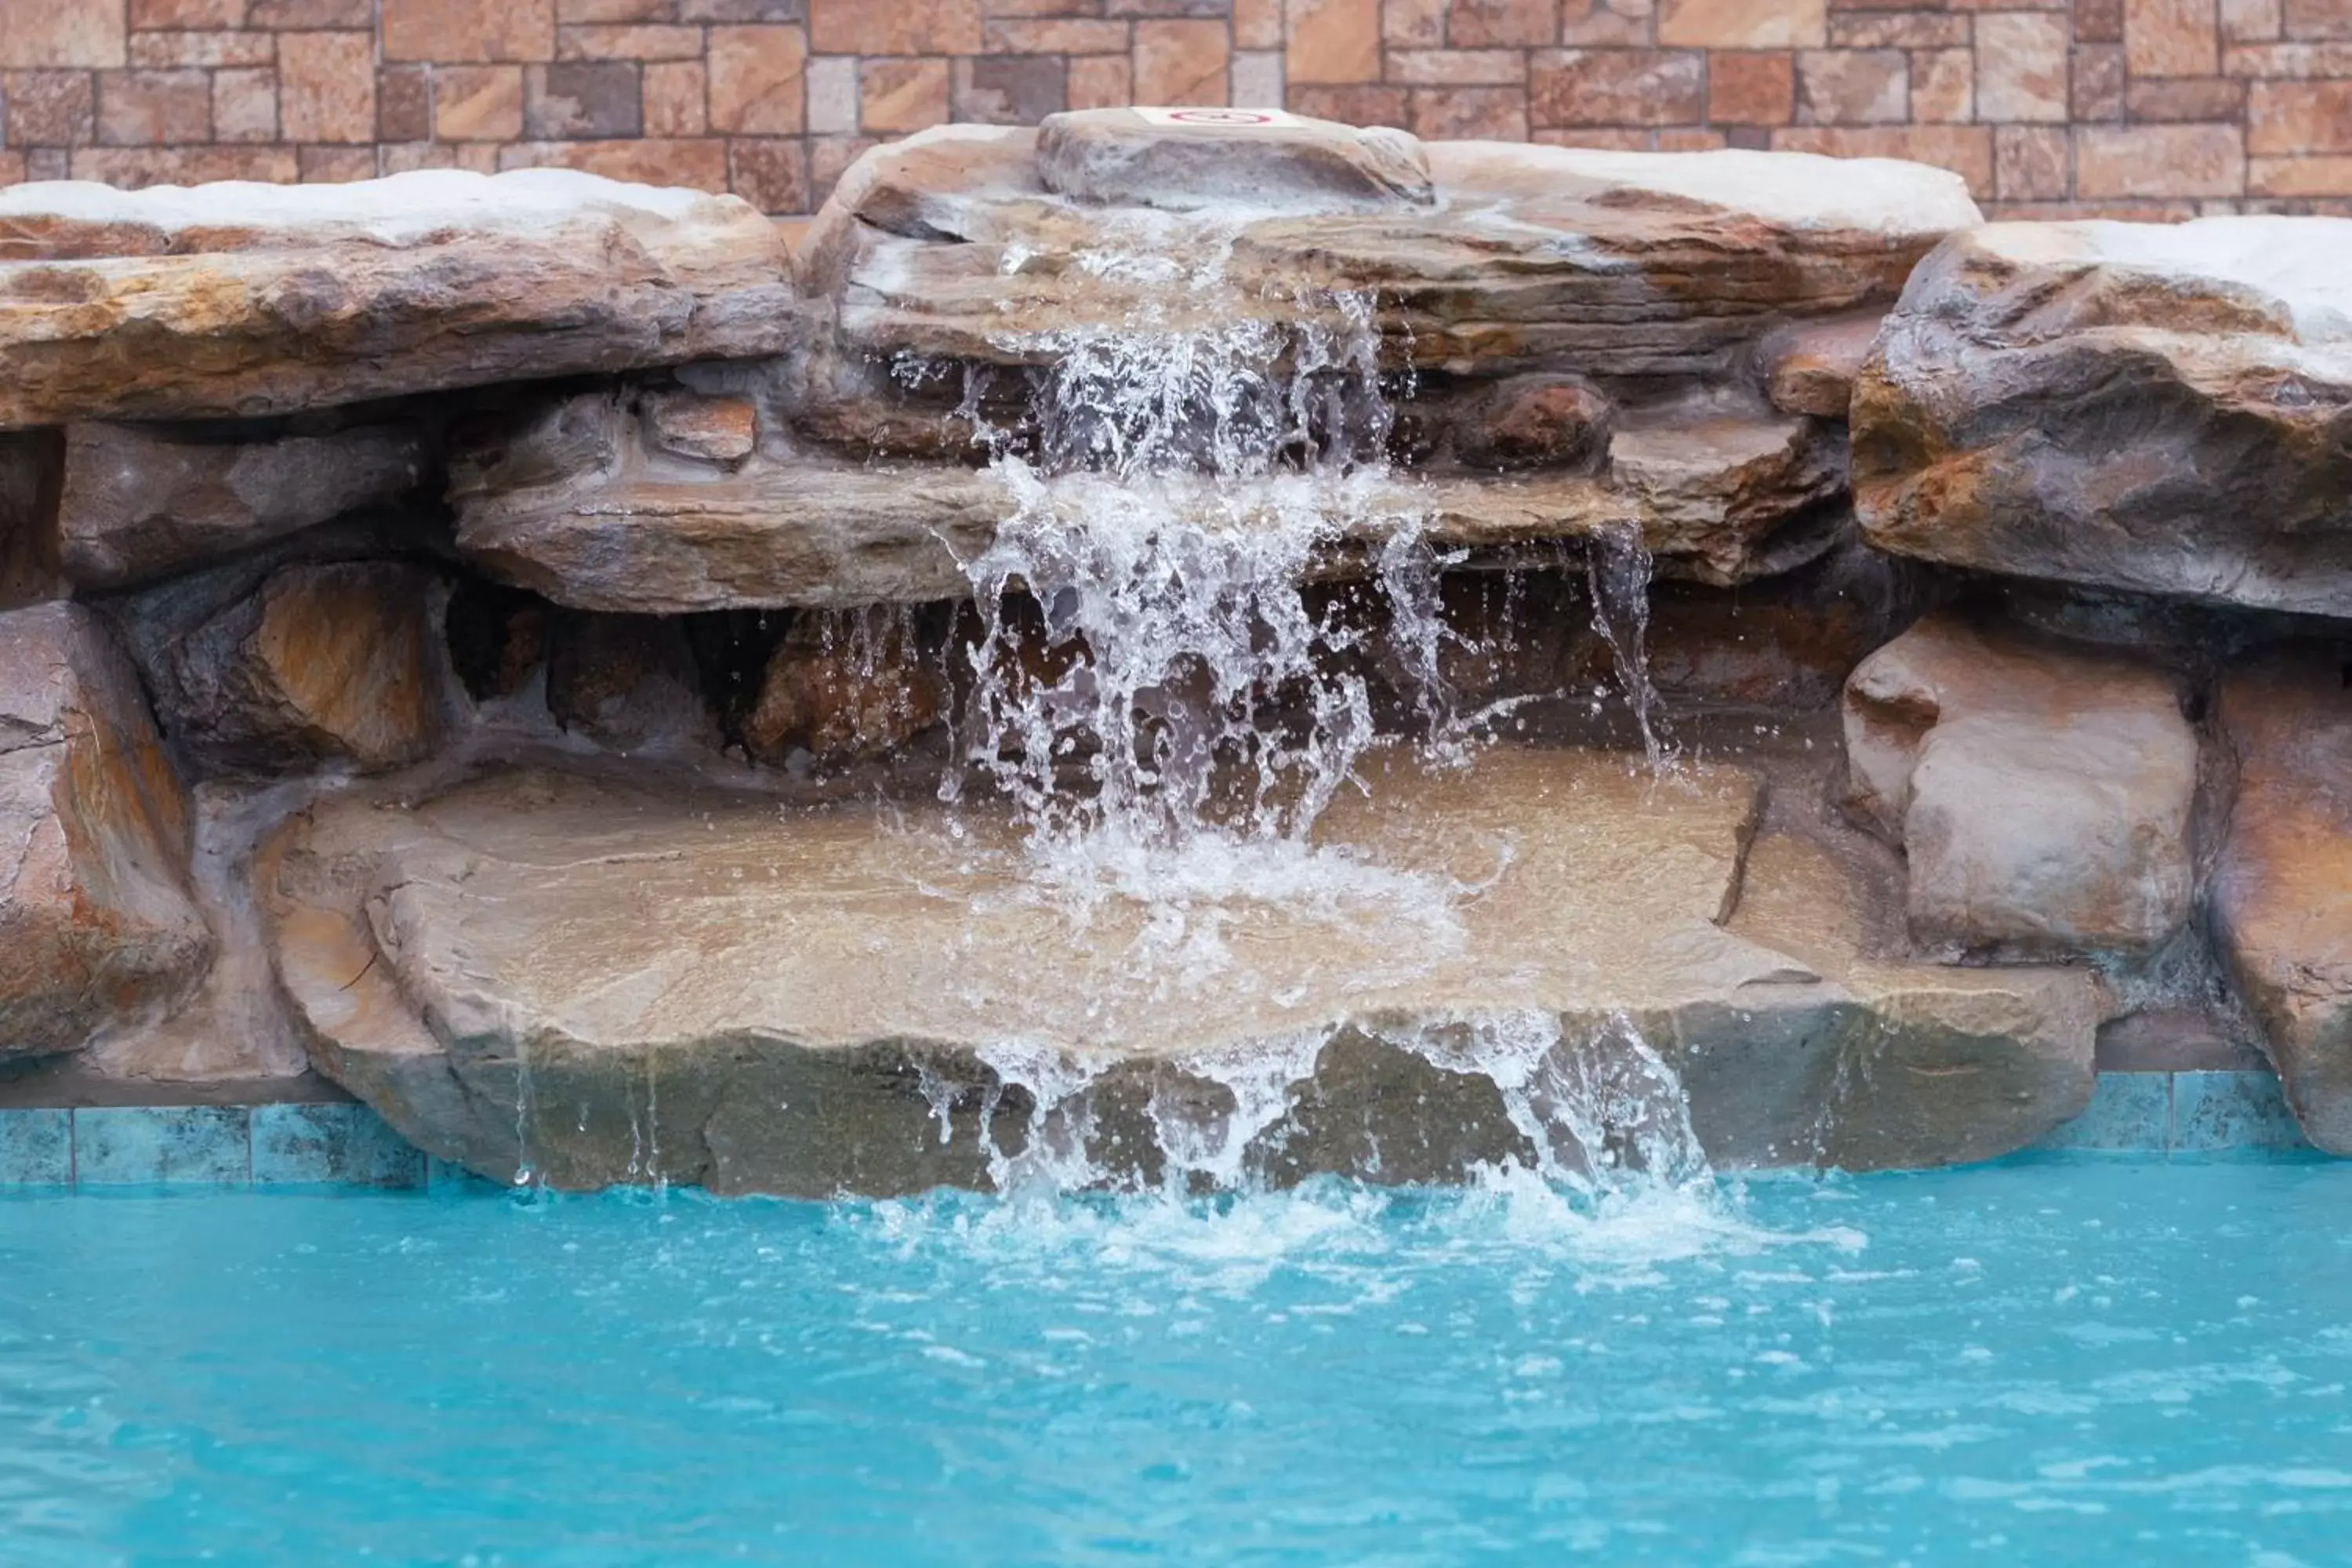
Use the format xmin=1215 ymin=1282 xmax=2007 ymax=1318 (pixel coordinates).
xmin=1165 ymin=110 xmax=1276 ymax=125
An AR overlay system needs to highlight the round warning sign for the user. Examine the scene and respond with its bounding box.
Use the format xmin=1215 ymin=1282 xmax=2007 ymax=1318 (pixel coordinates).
xmin=1132 ymin=107 xmax=1302 ymax=129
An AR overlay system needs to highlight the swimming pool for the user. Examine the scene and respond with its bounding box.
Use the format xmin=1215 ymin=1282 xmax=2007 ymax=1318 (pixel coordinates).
xmin=5 ymin=1158 xmax=2349 ymax=1566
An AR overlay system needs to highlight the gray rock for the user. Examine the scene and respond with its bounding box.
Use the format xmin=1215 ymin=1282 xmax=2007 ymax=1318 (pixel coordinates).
xmin=0 ymin=603 xmax=212 ymax=1059
xmin=2211 ymin=650 xmax=2352 ymax=1154
xmin=59 ymin=421 xmax=426 ymax=589
xmin=0 ymin=169 xmax=795 ymax=427
xmin=1843 ymin=615 xmax=2198 ymax=956
xmin=1036 ymin=107 xmax=1436 ymax=213
xmin=1853 ymin=218 xmax=2352 ymax=615
xmin=267 ymin=748 xmax=2098 ymax=1193
xmin=0 ymin=430 xmax=63 ymax=609
xmin=1453 ymin=374 xmax=1613 ymax=473
xmin=546 ymin=612 xmax=718 ymax=754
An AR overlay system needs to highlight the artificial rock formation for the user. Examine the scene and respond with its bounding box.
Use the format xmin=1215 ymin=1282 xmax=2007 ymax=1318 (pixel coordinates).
xmin=266 ymin=750 xmax=2098 ymax=1192
xmin=1843 ymin=616 xmax=2198 ymax=956
xmin=0 ymin=603 xmax=212 ymax=1059
xmin=2211 ymin=652 xmax=2352 ymax=1154
xmin=1853 ymin=219 xmax=2352 ymax=616
xmin=0 ymin=170 xmax=795 ymax=426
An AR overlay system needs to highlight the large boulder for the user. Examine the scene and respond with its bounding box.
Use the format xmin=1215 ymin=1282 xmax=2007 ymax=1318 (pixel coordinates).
xmin=0 ymin=603 xmax=212 ymax=1059
xmin=265 ymin=747 xmax=2098 ymax=1193
xmin=1853 ymin=218 xmax=2352 ymax=615
xmin=2211 ymin=651 xmax=2352 ymax=1153
xmin=0 ymin=170 xmax=794 ymax=427
xmin=58 ymin=421 xmax=427 ymax=590
xmin=1843 ymin=615 xmax=2199 ymax=956
xmin=140 ymin=560 xmax=461 ymax=777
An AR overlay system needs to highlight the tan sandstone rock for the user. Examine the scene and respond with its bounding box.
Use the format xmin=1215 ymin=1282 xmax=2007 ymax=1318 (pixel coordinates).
xmin=743 ymin=606 xmax=947 ymax=768
xmin=1035 ymin=107 xmax=1436 ymax=213
xmin=0 ymin=603 xmax=212 ymax=1060
xmin=0 ymin=170 xmax=795 ymax=427
xmin=1843 ymin=615 xmax=2199 ymax=956
xmin=2211 ymin=651 xmax=2352 ymax=1154
xmin=1853 ymin=218 xmax=2352 ymax=615
xmin=58 ymin=420 xmax=427 ymax=589
xmin=545 ymin=612 xmax=719 ymax=755
xmin=265 ymin=746 xmax=2097 ymax=1192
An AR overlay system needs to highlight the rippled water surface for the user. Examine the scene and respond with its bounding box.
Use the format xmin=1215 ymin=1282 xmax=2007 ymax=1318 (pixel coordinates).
xmin=5 ymin=1159 xmax=2350 ymax=1566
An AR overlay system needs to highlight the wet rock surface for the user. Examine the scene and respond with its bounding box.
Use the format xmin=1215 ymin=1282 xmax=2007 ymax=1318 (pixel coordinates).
xmin=2212 ymin=652 xmax=2352 ymax=1154
xmin=267 ymin=748 xmax=2098 ymax=1192
xmin=1036 ymin=108 xmax=1436 ymax=214
xmin=1853 ymin=219 xmax=2352 ymax=615
xmin=0 ymin=603 xmax=212 ymax=1061
xmin=1842 ymin=615 xmax=2198 ymax=956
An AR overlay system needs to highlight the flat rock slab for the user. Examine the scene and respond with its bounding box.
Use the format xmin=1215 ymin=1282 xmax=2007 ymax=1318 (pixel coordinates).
xmin=2212 ymin=651 xmax=2352 ymax=1154
xmin=804 ymin=127 xmax=1979 ymax=383
xmin=0 ymin=170 xmax=794 ymax=427
xmin=1853 ymin=218 xmax=2352 ymax=615
xmin=268 ymin=748 xmax=2098 ymax=1194
xmin=1036 ymin=107 xmax=1436 ymax=212
xmin=450 ymin=388 xmax=1846 ymax=612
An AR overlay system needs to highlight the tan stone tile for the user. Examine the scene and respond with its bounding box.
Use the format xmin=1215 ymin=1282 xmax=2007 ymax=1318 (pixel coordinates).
xmin=1067 ymin=53 xmax=1134 ymax=109
xmin=1381 ymin=0 xmax=1446 ymax=45
xmin=497 ymin=136 xmax=731 ymax=187
xmin=1976 ymin=11 xmax=2069 ymax=121
xmin=71 ymin=145 xmax=300 ymax=183
xmin=298 ymin=144 xmax=377 ymax=182
xmin=213 ymin=67 xmax=278 ymax=141
xmin=2074 ymin=0 xmax=2126 ymax=38
xmin=955 ymin=54 xmax=1067 ymax=121
xmin=2250 ymin=154 xmax=2352 ymax=192
xmin=2285 ymin=0 xmax=2352 ymax=38
xmin=527 ymin=60 xmax=643 ymax=136
xmin=2127 ymin=0 xmax=2220 ymax=74
xmin=1708 ymin=49 xmax=1795 ymax=123
xmin=860 ymin=57 xmax=950 ymax=131
xmin=709 ymin=24 xmax=807 ymax=133
xmin=0 ymin=2 xmax=126 ymax=69
xmin=1239 ymin=0 xmax=1287 ymax=49
xmin=1831 ymin=13 xmax=1967 ymax=47
xmin=810 ymin=0 xmax=982 ymax=53
xmin=379 ymin=64 xmax=431 ymax=140
xmin=1287 ymin=0 xmax=1381 ymax=83
xmin=1994 ymin=122 xmax=2069 ymax=197
xmin=1448 ymin=0 xmax=1559 ymax=45
xmin=2126 ymin=74 xmax=2247 ymax=116
xmin=1795 ymin=49 xmax=1907 ymax=122
xmin=1531 ymin=49 xmax=1705 ymax=123
xmin=1285 ymin=82 xmax=1408 ymax=123
xmin=1233 ymin=49 xmax=1285 ymax=104
xmin=559 ymin=0 xmax=677 ymax=18
xmin=279 ymin=30 xmax=375 ymax=142
xmin=644 ymin=59 xmax=708 ymax=136
xmin=810 ymin=134 xmax=877 ymax=204
xmin=2073 ymin=42 xmax=2125 ymax=118
xmin=2221 ymin=39 xmax=2352 ymax=68
xmin=985 ymin=19 xmax=1130 ymax=53
xmin=2223 ymin=0 xmax=2284 ymax=38
xmin=383 ymin=0 xmax=556 ymax=63
xmin=3 ymin=71 xmax=97 ymax=144
xmin=557 ymin=24 xmax=706 ymax=58
xmin=249 ymin=0 xmax=372 ymax=24
xmin=2074 ymin=122 xmax=2243 ymax=194
xmin=96 ymin=69 xmax=210 ymax=145
xmin=1386 ymin=48 xmax=1526 ymax=82
xmin=0 ymin=151 xmax=26 ymax=183
xmin=1770 ymin=124 xmax=1995 ymax=195
xmin=1558 ymin=0 xmax=1650 ymax=45
xmin=382 ymin=140 xmax=499 ymax=172
xmin=436 ymin=65 xmax=526 ymax=140
xmin=729 ymin=136 xmax=807 ymax=212
xmin=130 ymin=0 xmax=246 ymax=26
xmin=1911 ymin=46 xmax=1972 ymax=120
xmin=804 ymin=56 xmax=857 ymax=134
xmin=129 ymin=32 xmax=274 ymax=69
xmin=1659 ymin=0 xmax=1825 ymax=47
xmin=1409 ymin=82 xmax=1526 ymax=136
xmin=2249 ymin=79 xmax=2352 ymax=151
xmin=1657 ymin=126 xmax=1728 ymax=148
xmin=1136 ymin=18 xmax=1230 ymax=102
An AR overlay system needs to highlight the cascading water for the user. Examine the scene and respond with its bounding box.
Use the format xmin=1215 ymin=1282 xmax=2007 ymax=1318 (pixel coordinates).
xmin=893 ymin=216 xmax=1716 ymax=1212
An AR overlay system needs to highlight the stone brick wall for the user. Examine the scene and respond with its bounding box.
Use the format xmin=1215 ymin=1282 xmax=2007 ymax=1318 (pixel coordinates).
xmin=0 ymin=1 xmax=2347 ymax=217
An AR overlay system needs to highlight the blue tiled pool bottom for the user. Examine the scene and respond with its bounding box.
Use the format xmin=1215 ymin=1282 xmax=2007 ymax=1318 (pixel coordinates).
xmin=0 ymin=1103 xmax=428 ymax=1189
xmin=5 ymin=1162 xmax=2351 ymax=1566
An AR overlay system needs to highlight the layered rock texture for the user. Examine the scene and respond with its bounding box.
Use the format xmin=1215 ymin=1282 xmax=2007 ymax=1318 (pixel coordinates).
xmin=0 ymin=123 xmax=2347 ymax=1184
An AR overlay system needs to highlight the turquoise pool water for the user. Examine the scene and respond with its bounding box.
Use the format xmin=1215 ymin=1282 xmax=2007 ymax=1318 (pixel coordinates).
xmin=5 ymin=1159 xmax=2350 ymax=1566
